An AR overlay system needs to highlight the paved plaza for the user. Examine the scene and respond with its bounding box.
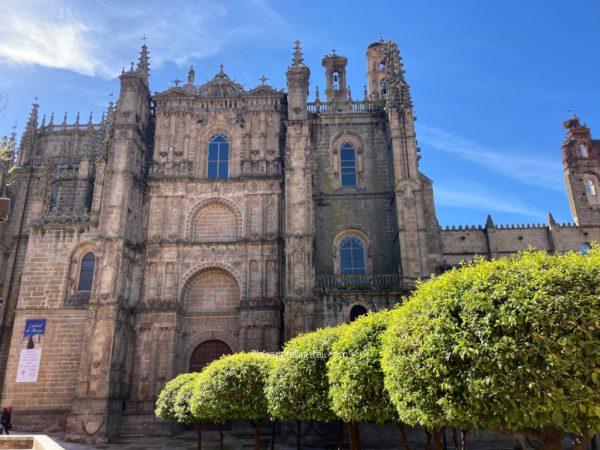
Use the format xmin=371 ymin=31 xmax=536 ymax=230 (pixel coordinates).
xmin=10 ymin=431 xmax=276 ymax=450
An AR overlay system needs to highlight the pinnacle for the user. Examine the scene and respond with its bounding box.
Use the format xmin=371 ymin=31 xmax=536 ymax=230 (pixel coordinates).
xmin=292 ymin=40 xmax=305 ymax=66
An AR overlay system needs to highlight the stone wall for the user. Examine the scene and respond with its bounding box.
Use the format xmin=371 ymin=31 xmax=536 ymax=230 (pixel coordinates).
xmin=441 ymin=222 xmax=600 ymax=266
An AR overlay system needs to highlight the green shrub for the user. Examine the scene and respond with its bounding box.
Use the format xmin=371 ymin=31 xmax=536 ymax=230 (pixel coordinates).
xmin=328 ymin=310 xmax=396 ymax=424
xmin=155 ymin=372 xmax=198 ymax=422
xmin=191 ymin=352 xmax=276 ymax=450
xmin=382 ymin=249 xmax=600 ymax=446
xmin=266 ymin=326 xmax=345 ymax=422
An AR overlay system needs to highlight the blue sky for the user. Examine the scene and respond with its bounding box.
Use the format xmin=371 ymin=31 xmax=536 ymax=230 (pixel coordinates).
xmin=1 ymin=0 xmax=598 ymax=227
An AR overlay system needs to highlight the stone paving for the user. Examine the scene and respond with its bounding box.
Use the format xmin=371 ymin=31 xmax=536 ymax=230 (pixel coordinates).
xmin=12 ymin=431 xmax=277 ymax=450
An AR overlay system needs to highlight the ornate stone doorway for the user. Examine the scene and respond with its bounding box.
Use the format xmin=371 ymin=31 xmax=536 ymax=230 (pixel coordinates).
xmin=189 ymin=339 xmax=233 ymax=372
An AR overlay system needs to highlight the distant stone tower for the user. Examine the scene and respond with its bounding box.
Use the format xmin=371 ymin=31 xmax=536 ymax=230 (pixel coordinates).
xmin=366 ymin=39 xmax=386 ymax=100
xmin=562 ymin=116 xmax=600 ymax=226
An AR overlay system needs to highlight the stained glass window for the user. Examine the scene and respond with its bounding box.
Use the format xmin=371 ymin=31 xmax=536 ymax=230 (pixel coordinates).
xmin=339 ymin=237 xmax=366 ymax=274
xmin=207 ymin=134 xmax=229 ymax=179
xmin=340 ymin=142 xmax=357 ymax=187
xmin=78 ymin=252 xmax=95 ymax=291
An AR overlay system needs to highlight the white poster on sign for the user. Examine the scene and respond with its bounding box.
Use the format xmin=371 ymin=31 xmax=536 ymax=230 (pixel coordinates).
xmin=16 ymin=348 xmax=42 ymax=383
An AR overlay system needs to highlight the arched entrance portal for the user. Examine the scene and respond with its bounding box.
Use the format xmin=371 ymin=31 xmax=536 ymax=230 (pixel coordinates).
xmin=189 ymin=339 xmax=233 ymax=372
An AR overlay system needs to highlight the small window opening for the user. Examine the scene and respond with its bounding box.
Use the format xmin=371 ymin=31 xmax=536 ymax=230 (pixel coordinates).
xmin=333 ymin=72 xmax=340 ymax=90
xmin=580 ymin=144 xmax=588 ymax=157
xmin=585 ymin=179 xmax=596 ymax=196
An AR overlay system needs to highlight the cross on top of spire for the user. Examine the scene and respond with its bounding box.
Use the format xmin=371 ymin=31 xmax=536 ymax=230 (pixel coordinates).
xmin=259 ymin=75 xmax=268 ymax=85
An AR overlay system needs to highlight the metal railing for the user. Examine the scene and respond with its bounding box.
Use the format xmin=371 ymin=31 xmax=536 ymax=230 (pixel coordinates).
xmin=314 ymin=273 xmax=404 ymax=291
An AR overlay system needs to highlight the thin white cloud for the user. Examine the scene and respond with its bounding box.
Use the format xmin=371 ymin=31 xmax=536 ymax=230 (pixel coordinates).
xmin=418 ymin=124 xmax=563 ymax=192
xmin=0 ymin=0 xmax=290 ymax=78
xmin=435 ymin=186 xmax=546 ymax=219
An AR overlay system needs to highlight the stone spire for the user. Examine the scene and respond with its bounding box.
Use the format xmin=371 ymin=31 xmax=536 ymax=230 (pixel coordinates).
xmin=17 ymin=99 xmax=39 ymax=164
xmin=286 ymin=40 xmax=310 ymax=120
xmin=291 ymin=40 xmax=305 ymax=67
xmin=384 ymin=40 xmax=410 ymax=109
xmin=137 ymin=43 xmax=149 ymax=83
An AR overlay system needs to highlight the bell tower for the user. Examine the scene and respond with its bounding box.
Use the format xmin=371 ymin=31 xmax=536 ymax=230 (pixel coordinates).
xmin=322 ymin=50 xmax=349 ymax=103
xmin=562 ymin=116 xmax=600 ymax=226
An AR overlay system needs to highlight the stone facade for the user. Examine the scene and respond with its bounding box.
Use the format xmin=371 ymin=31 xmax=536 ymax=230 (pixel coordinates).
xmin=0 ymin=39 xmax=598 ymax=443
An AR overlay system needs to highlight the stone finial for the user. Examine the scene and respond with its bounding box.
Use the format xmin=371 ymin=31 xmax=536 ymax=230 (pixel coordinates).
xmin=49 ymin=112 xmax=54 ymax=126
xmin=41 ymin=114 xmax=46 ymax=128
xmin=315 ymin=85 xmax=320 ymax=101
xmin=485 ymin=214 xmax=495 ymax=229
xmin=75 ymin=112 xmax=80 ymax=125
xmin=62 ymin=112 xmax=68 ymax=126
xmin=292 ymin=40 xmax=304 ymax=66
xmin=188 ymin=65 xmax=195 ymax=84
xmin=363 ymin=84 xmax=368 ymax=99
xmin=87 ymin=111 xmax=93 ymax=125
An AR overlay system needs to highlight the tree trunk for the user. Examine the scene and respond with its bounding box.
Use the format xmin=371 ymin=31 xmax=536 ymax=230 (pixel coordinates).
xmin=296 ymin=420 xmax=301 ymax=450
xmin=424 ymin=430 xmax=432 ymax=450
xmin=195 ymin=423 xmax=202 ymax=450
xmin=254 ymin=423 xmax=261 ymax=450
xmin=395 ymin=422 xmax=410 ymax=450
xmin=452 ymin=429 xmax=459 ymax=450
xmin=431 ymin=429 xmax=443 ymax=450
xmin=348 ymin=422 xmax=361 ymax=450
xmin=218 ymin=423 xmax=224 ymax=450
xmin=271 ymin=422 xmax=276 ymax=450
xmin=337 ymin=421 xmax=345 ymax=450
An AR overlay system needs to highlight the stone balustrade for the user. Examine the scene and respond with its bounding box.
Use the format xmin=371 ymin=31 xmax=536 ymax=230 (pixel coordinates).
xmin=314 ymin=273 xmax=405 ymax=291
xmin=306 ymin=99 xmax=385 ymax=114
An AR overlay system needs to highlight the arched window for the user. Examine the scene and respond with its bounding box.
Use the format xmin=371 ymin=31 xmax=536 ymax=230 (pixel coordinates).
xmin=78 ymin=252 xmax=95 ymax=292
xmin=333 ymin=72 xmax=340 ymax=90
xmin=339 ymin=237 xmax=366 ymax=274
xmin=349 ymin=305 xmax=368 ymax=322
xmin=580 ymin=144 xmax=588 ymax=157
xmin=585 ymin=179 xmax=597 ymax=196
xmin=340 ymin=142 xmax=357 ymax=187
xmin=580 ymin=243 xmax=591 ymax=254
xmin=207 ymin=134 xmax=229 ymax=179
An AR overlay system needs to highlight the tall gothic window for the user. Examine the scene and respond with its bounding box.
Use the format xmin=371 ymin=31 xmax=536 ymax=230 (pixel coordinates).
xmin=78 ymin=252 xmax=95 ymax=292
xmin=207 ymin=134 xmax=229 ymax=179
xmin=339 ymin=237 xmax=366 ymax=274
xmin=586 ymin=179 xmax=597 ymax=196
xmin=340 ymin=142 xmax=357 ymax=187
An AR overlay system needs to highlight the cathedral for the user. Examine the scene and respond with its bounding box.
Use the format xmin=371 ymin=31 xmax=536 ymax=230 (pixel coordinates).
xmin=0 ymin=39 xmax=598 ymax=443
